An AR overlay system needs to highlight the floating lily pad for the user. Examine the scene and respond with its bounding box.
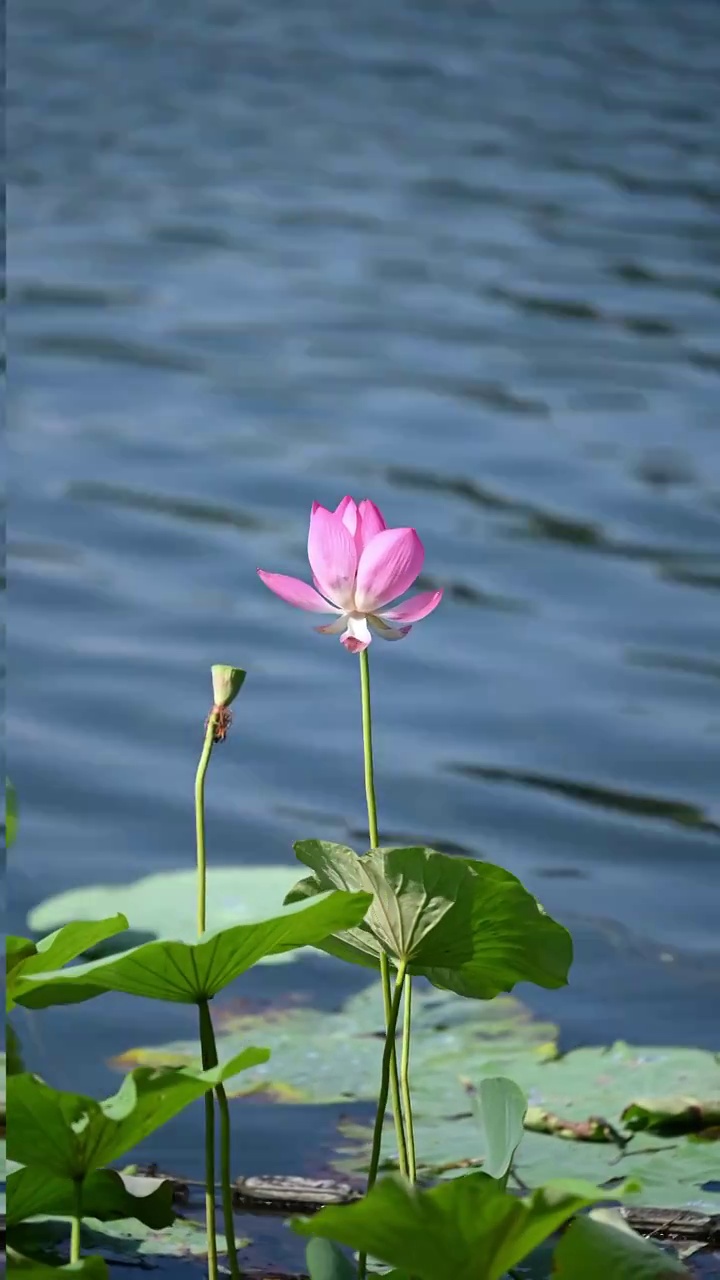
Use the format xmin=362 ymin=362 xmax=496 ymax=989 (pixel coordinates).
xmin=117 ymin=982 xmax=720 ymax=1211
xmin=27 ymin=867 xmax=316 ymax=965
xmin=7 ymin=1214 xmax=242 ymax=1263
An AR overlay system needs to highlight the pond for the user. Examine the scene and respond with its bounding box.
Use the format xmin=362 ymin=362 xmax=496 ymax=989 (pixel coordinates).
xmin=8 ymin=0 xmax=720 ymax=1272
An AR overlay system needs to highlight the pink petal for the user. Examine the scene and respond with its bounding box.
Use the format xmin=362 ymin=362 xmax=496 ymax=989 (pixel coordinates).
xmin=355 ymin=527 xmax=424 ymax=613
xmin=307 ymin=507 xmax=358 ymax=609
xmin=257 ymin=570 xmax=337 ymax=613
xmin=380 ymin=589 xmax=443 ymax=624
xmin=356 ymin=499 xmax=387 ymax=551
xmin=315 ymin=616 xmax=347 ymax=635
xmin=335 ymin=495 xmax=358 ymax=538
xmin=369 ymin=615 xmax=411 ymax=642
xmin=340 ymin=615 xmax=372 ymax=652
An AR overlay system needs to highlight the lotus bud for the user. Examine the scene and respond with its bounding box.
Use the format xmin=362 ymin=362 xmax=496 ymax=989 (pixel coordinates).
xmin=206 ymin=666 xmax=247 ymax=743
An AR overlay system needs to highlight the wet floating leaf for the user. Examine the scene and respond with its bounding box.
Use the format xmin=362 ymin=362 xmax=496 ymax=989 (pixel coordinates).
xmin=622 ymin=1098 xmax=720 ymax=1137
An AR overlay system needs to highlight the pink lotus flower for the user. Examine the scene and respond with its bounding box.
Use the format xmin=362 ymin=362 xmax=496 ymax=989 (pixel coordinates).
xmin=258 ymin=496 xmax=443 ymax=652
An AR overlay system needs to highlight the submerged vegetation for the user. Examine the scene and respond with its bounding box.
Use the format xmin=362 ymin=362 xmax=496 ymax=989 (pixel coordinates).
xmin=5 ymin=500 xmax=716 ymax=1279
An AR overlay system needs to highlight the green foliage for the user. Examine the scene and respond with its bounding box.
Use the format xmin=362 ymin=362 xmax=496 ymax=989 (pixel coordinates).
xmin=293 ymin=1173 xmax=604 ymax=1280
xmin=476 ymin=1077 xmax=527 ymax=1183
xmin=28 ymin=866 xmax=321 ymax=962
xmin=555 ymin=1210 xmax=690 ymax=1278
xmin=305 ymin=1238 xmax=357 ymax=1280
xmin=289 ymin=842 xmax=572 ymax=997
xmin=7 ymin=1251 xmax=108 ymax=1280
xmin=7 ymin=1166 xmax=175 ymax=1230
xmin=15 ymin=892 xmax=372 ymax=1006
xmin=7 ymin=1053 xmax=268 ymax=1178
xmin=7 ymin=919 xmax=129 ymax=1011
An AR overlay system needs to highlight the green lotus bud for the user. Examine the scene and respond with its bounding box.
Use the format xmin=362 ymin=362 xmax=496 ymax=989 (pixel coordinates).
xmin=211 ymin=665 xmax=247 ymax=709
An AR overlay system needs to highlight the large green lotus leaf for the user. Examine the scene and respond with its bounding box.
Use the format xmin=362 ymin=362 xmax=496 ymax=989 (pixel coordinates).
xmin=7 ymin=1165 xmax=175 ymax=1229
xmin=554 ymin=1211 xmax=690 ymax=1278
xmin=15 ymin=891 xmax=372 ymax=1006
xmin=290 ymin=843 xmax=572 ymax=997
xmin=6 ymin=777 xmax=18 ymax=849
xmin=27 ymin=867 xmax=316 ymax=965
xmin=8 ymin=918 xmax=129 ymax=1011
xmin=7 ymin=1052 xmax=268 ymax=1177
xmin=292 ymin=1173 xmax=603 ymax=1280
xmin=7 ymin=1250 xmax=108 ymax=1280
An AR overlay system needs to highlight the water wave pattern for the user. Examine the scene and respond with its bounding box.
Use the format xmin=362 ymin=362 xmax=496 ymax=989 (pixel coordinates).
xmin=9 ymin=0 xmax=720 ymax=1075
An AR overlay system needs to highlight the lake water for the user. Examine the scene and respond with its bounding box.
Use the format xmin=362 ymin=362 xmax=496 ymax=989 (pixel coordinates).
xmin=9 ymin=0 xmax=720 ymax=1222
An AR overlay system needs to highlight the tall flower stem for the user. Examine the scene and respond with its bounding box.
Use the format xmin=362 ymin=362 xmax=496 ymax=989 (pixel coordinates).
xmin=195 ymin=709 xmax=240 ymax=1280
xmin=70 ymin=1178 xmax=83 ymax=1264
xmin=358 ymin=651 xmax=409 ymax=1180
xmin=199 ymin=999 xmax=242 ymax=1280
xmin=400 ymin=976 xmax=417 ymax=1182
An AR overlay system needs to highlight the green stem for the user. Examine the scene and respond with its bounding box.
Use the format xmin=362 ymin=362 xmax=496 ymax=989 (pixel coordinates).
xmin=199 ymin=999 xmax=242 ymax=1280
xmin=358 ymin=650 xmax=409 ymax=1180
xmin=401 ymin=975 xmax=417 ymax=1182
xmin=359 ymin=962 xmax=408 ymax=1280
xmin=198 ymin=1003 xmax=219 ymax=1280
xmin=70 ymin=1178 xmax=83 ymax=1264
xmin=195 ymin=714 xmax=217 ymax=937
xmin=195 ymin=715 xmax=219 ymax=1280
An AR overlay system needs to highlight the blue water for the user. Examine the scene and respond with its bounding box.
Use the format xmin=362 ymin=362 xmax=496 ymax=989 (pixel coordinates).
xmin=8 ymin=0 xmax=720 ymax=1205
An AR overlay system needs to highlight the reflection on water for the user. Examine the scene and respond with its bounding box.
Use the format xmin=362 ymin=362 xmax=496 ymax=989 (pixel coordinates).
xmin=8 ymin=0 xmax=720 ymax=1175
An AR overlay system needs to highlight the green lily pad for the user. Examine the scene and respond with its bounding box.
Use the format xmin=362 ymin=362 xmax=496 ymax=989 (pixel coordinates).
xmin=7 ymin=1214 xmax=241 ymax=1262
xmin=292 ymin=1173 xmax=604 ymax=1280
xmin=7 ymin=1249 xmax=108 ymax=1280
xmin=117 ymin=982 xmax=720 ymax=1211
xmin=27 ymin=867 xmax=317 ymax=965
xmin=289 ymin=843 xmax=572 ymax=997
xmin=7 ymin=1052 xmax=268 ymax=1178
xmin=555 ymin=1211 xmax=690 ymax=1278
xmin=7 ymin=1165 xmax=175 ymax=1229
xmin=15 ymin=892 xmax=372 ymax=1007
xmin=7 ymin=919 xmax=129 ymax=1011
xmin=6 ymin=777 xmax=18 ymax=849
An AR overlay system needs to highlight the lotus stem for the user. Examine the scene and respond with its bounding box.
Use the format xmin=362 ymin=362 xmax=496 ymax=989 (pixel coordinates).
xmin=70 ymin=1178 xmax=83 ymax=1264
xmin=195 ymin=713 xmax=217 ymax=937
xmin=358 ymin=649 xmax=409 ymax=1181
xmin=199 ymin=999 xmax=242 ymax=1280
xmin=401 ymin=975 xmax=417 ymax=1182
xmin=195 ymin=711 xmax=220 ymax=1280
xmin=359 ymin=960 xmax=408 ymax=1280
